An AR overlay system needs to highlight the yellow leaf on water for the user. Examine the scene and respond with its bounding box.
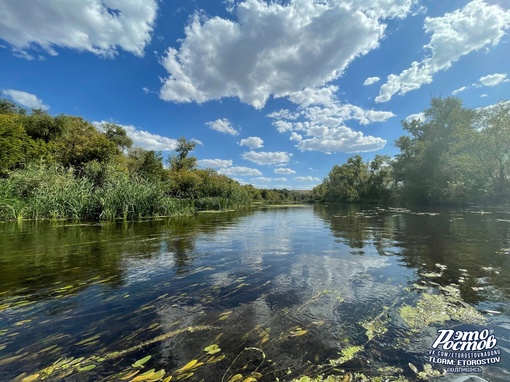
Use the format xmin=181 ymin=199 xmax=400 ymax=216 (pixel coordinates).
xmin=175 ymin=372 xmax=194 ymax=380
xmin=144 ymin=369 xmax=166 ymax=382
xmin=204 ymin=344 xmax=221 ymax=354
xmin=130 ymin=369 xmax=156 ymax=381
xmin=119 ymin=369 xmax=140 ymax=380
xmin=289 ymin=329 xmax=308 ymax=337
xmin=21 ymin=374 xmax=40 ymax=382
xmin=176 ymin=359 xmax=198 ymax=373
xmin=162 ymin=376 xmax=173 ymax=382
xmin=218 ymin=311 xmax=233 ymax=320
xmin=228 ymin=374 xmax=243 ymax=382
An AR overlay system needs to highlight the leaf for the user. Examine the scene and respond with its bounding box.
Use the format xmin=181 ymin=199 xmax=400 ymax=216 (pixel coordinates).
xmin=408 ymin=362 xmax=419 ymax=374
xmin=132 ymin=355 xmax=152 ymax=368
xmin=130 ymin=369 xmax=155 ymax=381
xmin=204 ymin=344 xmax=221 ymax=354
xmin=228 ymin=374 xmax=244 ymax=382
xmin=219 ymin=311 xmax=233 ymax=320
xmin=21 ymin=374 xmax=40 ymax=382
xmin=175 ymin=372 xmax=193 ymax=380
xmin=176 ymin=360 xmax=198 ymax=373
xmin=162 ymin=377 xmax=173 ymax=382
xmin=146 ymin=371 xmax=166 ymax=381
xmin=78 ymin=364 xmax=96 ymax=372
xmin=119 ymin=370 xmax=140 ymax=380
xmin=289 ymin=329 xmax=308 ymax=337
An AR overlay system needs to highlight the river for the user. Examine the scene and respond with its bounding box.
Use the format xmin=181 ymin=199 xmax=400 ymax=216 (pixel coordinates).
xmin=0 ymin=205 xmax=509 ymax=381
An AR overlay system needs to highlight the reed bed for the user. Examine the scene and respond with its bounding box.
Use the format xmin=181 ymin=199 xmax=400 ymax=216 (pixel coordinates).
xmin=0 ymin=164 xmax=247 ymax=221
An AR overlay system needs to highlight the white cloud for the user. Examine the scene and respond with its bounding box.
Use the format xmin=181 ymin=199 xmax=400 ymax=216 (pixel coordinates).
xmin=0 ymin=0 xmax=158 ymax=58
xmin=206 ymin=118 xmax=239 ymax=135
xmin=2 ymin=89 xmax=48 ymax=110
xmin=479 ymin=73 xmax=508 ymax=87
xmin=295 ymin=126 xmax=386 ymax=153
xmin=94 ymin=121 xmax=178 ymax=151
xmin=405 ymin=112 xmax=425 ymax=122
xmin=289 ymin=132 xmax=302 ymax=142
xmin=481 ymin=94 xmax=488 ymax=98
xmin=452 ymin=86 xmax=468 ymax=95
xmin=267 ymin=98 xmax=392 ymax=153
xmin=363 ymin=76 xmax=381 ymax=86
xmin=239 ymin=136 xmax=264 ymax=149
xmin=218 ymin=166 xmax=262 ymax=176
xmin=267 ymin=109 xmax=302 ymax=120
xmin=284 ymin=85 xmax=339 ymax=108
xmin=197 ymin=159 xmax=233 ymax=168
xmin=159 ymin=0 xmax=420 ymax=108
xmin=242 ymin=151 xmax=292 ymax=165
xmin=376 ymin=0 xmax=510 ymax=102
xmin=274 ymin=168 xmax=296 ymax=175
xmin=294 ymin=176 xmax=321 ymax=182
xmin=251 ymin=177 xmax=287 ymax=182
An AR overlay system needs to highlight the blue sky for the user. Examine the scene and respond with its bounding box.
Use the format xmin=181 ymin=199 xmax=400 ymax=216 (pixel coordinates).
xmin=1 ymin=0 xmax=509 ymax=190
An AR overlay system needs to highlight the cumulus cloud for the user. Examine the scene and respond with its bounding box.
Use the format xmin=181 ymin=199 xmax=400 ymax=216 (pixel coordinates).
xmin=363 ymin=76 xmax=381 ymax=86
xmin=295 ymin=126 xmax=386 ymax=153
xmin=160 ymin=0 xmax=419 ymax=108
xmin=289 ymin=132 xmax=302 ymax=142
xmin=452 ymin=86 xmax=468 ymax=95
xmin=479 ymin=73 xmax=508 ymax=87
xmin=218 ymin=166 xmax=262 ymax=176
xmin=376 ymin=0 xmax=510 ymax=103
xmin=239 ymin=136 xmax=264 ymax=149
xmin=295 ymin=176 xmax=321 ymax=182
xmin=284 ymin=85 xmax=339 ymax=108
xmin=251 ymin=177 xmax=287 ymax=182
xmin=242 ymin=151 xmax=292 ymax=165
xmin=0 ymin=0 xmax=158 ymax=58
xmin=267 ymin=97 xmax=392 ymax=153
xmin=206 ymin=118 xmax=239 ymax=135
xmin=197 ymin=159 xmax=233 ymax=168
xmin=94 ymin=121 xmax=178 ymax=151
xmin=2 ymin=89 xmax=48 ymax=110
xmin=405 ymin=112 xmax=425 ymax=122
xmin=274 ymin=168 xmax=296 ymax=175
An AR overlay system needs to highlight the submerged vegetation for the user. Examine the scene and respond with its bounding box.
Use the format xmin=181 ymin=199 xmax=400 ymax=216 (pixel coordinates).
xmin=0 ymin=99 xmax=309 ymax=221
xmin=11 ymin=277 xmax=487 ymax=382
xmin=313 ymin=97 xmax=510 ymax=206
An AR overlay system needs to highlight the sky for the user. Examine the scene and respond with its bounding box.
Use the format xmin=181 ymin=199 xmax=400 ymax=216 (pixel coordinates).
xmin=1 ymin=0 xmax=509 ymax=190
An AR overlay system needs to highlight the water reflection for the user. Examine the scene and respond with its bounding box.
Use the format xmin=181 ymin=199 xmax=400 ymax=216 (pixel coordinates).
xmin=0 ymin=206 xmax=509 ymax=381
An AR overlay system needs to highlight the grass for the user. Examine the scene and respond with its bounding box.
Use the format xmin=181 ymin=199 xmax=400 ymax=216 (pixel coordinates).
xmin=0 ymin=164 xmax=249 ymax=221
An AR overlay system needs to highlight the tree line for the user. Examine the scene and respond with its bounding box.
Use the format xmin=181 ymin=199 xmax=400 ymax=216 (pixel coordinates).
xmin=313 ymin=97 xmax=510 ymax=206
xmin=0 ymin=99 xmax=306 ymax=220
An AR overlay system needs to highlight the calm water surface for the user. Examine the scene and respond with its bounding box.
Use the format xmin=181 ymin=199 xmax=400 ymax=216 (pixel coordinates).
xmin=0 ymin=205 xmax=509 ymax=381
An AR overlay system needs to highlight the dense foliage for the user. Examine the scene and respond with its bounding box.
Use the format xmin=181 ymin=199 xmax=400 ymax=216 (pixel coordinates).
xmin=0 ymin=99 xmax=261 ymax=220
xmin=313 ymin=97 xmax=510 ymax=206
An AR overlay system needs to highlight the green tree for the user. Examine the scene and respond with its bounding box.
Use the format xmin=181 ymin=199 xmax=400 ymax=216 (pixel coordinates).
xmin=22 ymin=109 xmax=66 ymax=143
xmin=0 ymin=98 xmax=27 ymax=115
xmin=393 ymin=97 xmax=480 ymax=204
xmin=127 ymin=147 xmax=166 ymax=182
xmin=51 ymin=116 xmax=119 ymax=169
xmin=169 ymin=137 xmax=197 ymax=172
xmin=0 ymin=114 xmax=29 ymax=175
xmin=366 ymin=155 xmax=392 ymax=203
xmin=476 ymin=100 xmax=510 ymax=201
xmin=100 ymin=122 xmax=133 ymax=151
xmin=324 ymin=155 xmax=368 ymax=202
